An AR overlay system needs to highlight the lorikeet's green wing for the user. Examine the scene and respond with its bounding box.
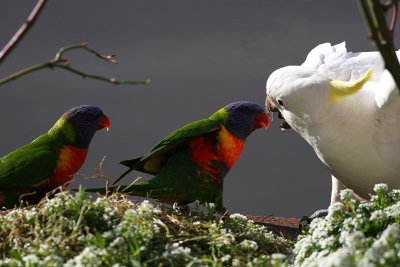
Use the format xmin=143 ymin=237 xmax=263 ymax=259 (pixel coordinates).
xmin=116 ymin=118 xmax=220 ymax=182
xmin=126 ymin=148 xmax=224 ymax=208
xmin=89 ymin=148 xmax=224 ymax=209
xmin=0 ymin=134 xmax=59 ymax=188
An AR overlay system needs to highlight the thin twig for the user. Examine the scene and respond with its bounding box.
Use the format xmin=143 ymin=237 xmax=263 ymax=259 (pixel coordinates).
xmin=0 ymin=43 xmax=151 ymax=86
xmin=54 ymin=43 xmax=118 ymax=63
xmin=0 ymin=62 xmax=53 ymax=85
xmin=0 ymin=0 xmax=48 ymax=64
xmin=389 ymin=2 xmax=398 ymax=34
xmin=55 ymin=65 xmax=149 ymax=85
xmin=53 ymin=43 xmax=89 ymax=62
xmin=358 ymin=0 xmax=400 ymax=92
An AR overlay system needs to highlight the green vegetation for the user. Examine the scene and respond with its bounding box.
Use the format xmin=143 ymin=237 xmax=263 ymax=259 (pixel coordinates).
xmin=1 ymin=184 xmax=400 ymax=266
xmin=0 ymin=190 xmax=291 ymax=266
xmin=293 ymin=184 xmax=400 ymax=267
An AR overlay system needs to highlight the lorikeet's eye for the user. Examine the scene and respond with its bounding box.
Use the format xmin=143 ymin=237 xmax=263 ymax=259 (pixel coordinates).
xmin=241 ymin=106 xmax=250 ymax=114
xmin=84 ymin=114 xmax=95 ymax=121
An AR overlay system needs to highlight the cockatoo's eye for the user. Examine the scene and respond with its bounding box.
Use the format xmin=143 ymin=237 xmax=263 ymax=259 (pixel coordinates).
xmin=277 ymin=99 xmax=284 ymax=108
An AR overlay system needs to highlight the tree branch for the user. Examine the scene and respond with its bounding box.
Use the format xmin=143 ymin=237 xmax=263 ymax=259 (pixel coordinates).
xmin=0 ymin=0 xmax=48 ymax=64
xmin=54 ymin=64 xmax=150 ymax=85
xmin=358 ymin=0 xmax=400 ymax=92
xmin=389 ymin=1 xmax=398 ymax=34
xmin=0 ymin=43 xmax=151 ymax=86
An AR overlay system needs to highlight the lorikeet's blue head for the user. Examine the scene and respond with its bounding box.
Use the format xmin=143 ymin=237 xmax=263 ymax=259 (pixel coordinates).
xmin=222 ymin=101 xmax=269 ymax=140
xmin=58 ymin=105 xmax=110 ymax=148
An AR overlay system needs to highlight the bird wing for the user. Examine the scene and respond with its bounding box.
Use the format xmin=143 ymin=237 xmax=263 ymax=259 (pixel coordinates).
xmin=317 ymin=44 xmax=400 ymax=168
xmin=119 ymin=118 xmax=220 ymax=175
xmin=373 ymin=64 xmax=400 ymax=169
xmin=0 ymin=135 xmax=59 ymax=188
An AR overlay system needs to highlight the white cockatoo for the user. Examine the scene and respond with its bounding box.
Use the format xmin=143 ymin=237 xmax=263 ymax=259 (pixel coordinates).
xmin=266 ymin=42 xmax=400 ymax=205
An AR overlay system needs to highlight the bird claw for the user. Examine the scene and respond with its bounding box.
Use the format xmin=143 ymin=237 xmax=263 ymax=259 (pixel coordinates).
xmin=215 ymin=206 xmax=228 ymax=218
xmin=299 ymin=209 xmax=328 ymax=232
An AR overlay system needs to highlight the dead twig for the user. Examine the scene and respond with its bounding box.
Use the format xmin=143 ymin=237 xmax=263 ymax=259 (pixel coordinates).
xmin=0 ymin=2 xmax=150 ymax=86
xmin=0 ymin=0 xmax=48 ymax=64
xmin=0 ymin=43 xmax=151 ymax=86
xmin=77 ymin=155 xmax=111 ymax=195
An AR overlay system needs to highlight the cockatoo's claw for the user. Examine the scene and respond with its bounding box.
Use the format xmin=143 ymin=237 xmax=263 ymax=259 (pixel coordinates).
xmin=299 ymin=209 xmax=329 ymax=231
xmin=299 ymin=216 xmax=312 ymax=232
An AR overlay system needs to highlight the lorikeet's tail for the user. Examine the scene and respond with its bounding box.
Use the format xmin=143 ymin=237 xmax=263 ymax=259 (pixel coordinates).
xmin=112 ymin=157 xmax=142 ymax=186
xmin=120 ymin=158 xmax=141 ymax=168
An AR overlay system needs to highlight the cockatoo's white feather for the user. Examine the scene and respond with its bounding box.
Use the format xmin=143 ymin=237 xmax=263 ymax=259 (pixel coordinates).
xmin=266 ymin=42 xmax=400 ymax=204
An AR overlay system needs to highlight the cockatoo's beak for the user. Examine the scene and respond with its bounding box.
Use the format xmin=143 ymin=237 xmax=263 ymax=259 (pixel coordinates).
xmin=265 ymin=95 xmax=278 ymax=119
xmin=265 ymin=95 xmax=291 ymax=130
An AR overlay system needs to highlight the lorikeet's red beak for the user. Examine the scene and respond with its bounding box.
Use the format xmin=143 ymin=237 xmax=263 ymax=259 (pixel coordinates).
xmin=98 ymin=115 xmax=111 ymax=131
xmin=254 ymin=112 xmax=270 ymax=129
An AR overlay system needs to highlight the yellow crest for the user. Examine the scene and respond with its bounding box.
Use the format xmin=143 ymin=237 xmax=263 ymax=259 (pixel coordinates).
xmin=329 ymin=68 xmax=372 ymax=101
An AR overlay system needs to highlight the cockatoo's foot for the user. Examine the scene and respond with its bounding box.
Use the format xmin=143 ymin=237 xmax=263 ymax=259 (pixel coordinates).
xmin=299 ymin=209 xmax=328 ymax=230
xmin=215 ymin=205 xmax=227 ymax=213
xmin=215 ymin=207 xmax=228 ymax=218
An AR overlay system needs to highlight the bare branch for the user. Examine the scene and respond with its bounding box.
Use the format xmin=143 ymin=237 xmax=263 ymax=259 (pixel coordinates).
xmin=0 ymin=0 xmax=48 ymax=64
xmin=0 ymin=2 xmax=149 ymax=87
xmin=389 ymin=2 xmax=398 ymax=34
xmin=0 ymin=43 xmax=151 ymax=86
xmin=54 ymin=64 xmax=150 ymax=85
xmin=84 ymin=45 xmax=118 ymax=64
xmin=53 ymin=43 xmax=88 ymax=61
xmin=358 ymin=0 xmax=400 ymax=92
xmin=0 ymin=62 xmax=51 ymax=85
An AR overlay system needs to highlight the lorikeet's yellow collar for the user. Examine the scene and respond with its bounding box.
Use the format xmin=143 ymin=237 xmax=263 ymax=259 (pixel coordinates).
xmin=208 ymin=107 xmax=228 ymax=124
xmin=49 ymin=118 xmax=76 ymax=143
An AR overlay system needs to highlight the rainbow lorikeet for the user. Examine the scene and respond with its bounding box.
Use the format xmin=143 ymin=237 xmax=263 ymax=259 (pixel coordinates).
xmin=0 ymin=105 xmax=110 ymax=208
xmin=92 ymin=101 xmax=269 ymax=211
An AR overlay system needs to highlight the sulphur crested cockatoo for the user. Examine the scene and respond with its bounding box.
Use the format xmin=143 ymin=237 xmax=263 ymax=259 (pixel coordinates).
xmin=266 ymin=42 xmax=400 ymax=205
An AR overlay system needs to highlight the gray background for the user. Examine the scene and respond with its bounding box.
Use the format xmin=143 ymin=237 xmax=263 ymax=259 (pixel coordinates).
xmin=0 ymin=1 xmax=373 ymax=217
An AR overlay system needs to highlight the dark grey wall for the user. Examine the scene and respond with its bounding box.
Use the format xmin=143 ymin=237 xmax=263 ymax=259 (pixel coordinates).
xmin=0 ymin=1 xmax=372 ymax=217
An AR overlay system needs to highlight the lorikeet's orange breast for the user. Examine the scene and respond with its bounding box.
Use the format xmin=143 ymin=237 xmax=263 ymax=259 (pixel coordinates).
xmin=189 ymin=126 xmax=245 ymax=184
xmin=216 ymin=126 xmax=245 ymax=168
xmin=49 ymin=145 xmax=88 ymax=187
